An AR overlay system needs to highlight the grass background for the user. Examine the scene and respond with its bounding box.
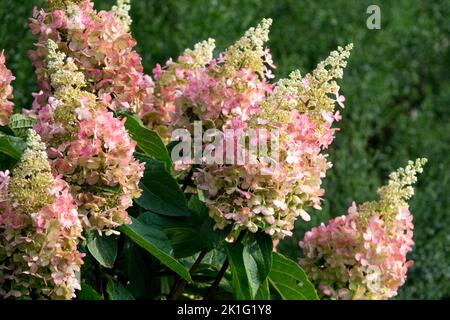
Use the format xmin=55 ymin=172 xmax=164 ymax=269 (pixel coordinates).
xmin=0 ymin=0 xmax=449 ymax=299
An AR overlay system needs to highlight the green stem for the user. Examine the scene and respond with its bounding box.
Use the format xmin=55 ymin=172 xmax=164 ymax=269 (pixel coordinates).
xmin=168 ymin=248 xmax=209 ymax=300
xmin=95 ymin=262 xmax=106 ymax=299
xmin=181 ymin=166 xmax=195 ymax=191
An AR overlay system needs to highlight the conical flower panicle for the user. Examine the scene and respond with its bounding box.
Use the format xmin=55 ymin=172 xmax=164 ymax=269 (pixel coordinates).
xmin=0 ymin=130 xmax=83 ymax=299
xmin=194 ymin=34 xmax=353 ymax=238
xmin=145 ymin=19 xmax=274 ymax=141
xmin=142 ymin=38 xmax=216 ymax=138
xmin=300 ymin=158 xmax=427 ymax=299
xmin=31 ymin=41 xmax=144 ymax=232
xmin=30 ymin=0 xmax=152 ymax=113
xmin=7 ymin=130 xmax=55 ymax=213
xmin=147 ymin=19 xmax=353 ymax=239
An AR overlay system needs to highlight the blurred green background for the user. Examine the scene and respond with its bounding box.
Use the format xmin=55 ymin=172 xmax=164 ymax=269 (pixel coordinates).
xmin=0 ymin=0 xmax=448 ymax=299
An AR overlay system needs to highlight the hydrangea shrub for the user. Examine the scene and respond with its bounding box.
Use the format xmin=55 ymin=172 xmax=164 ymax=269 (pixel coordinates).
xmin=0 ymin=0 xmax=429 ymax=301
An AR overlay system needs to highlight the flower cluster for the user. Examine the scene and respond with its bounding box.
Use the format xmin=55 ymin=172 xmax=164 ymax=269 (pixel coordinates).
xmin=145 ymin=19 xmax=274 ymax=141
xmin=148 ymin=19 xmax=352 ymax=239
xmin=299 ymin=158 xmax=427 ymax=299
xmin=29 ymin=39 xmax=144 ymax=232
xmin=0 ymin=50 xmax=15 ymax=126
xmin=142 ymin=38 xmax=217 ymax=139
xmin=29 ymin=0 xmax=153 ymax=114
xmin=0 ymin=130 xmax=84 ymax=299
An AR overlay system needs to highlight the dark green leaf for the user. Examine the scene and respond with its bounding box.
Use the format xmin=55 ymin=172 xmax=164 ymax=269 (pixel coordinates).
xmin=226 ymin=233 xmax=273 ymax=300
xmin=225 ymin=242 xmax=251 ymax=300
xmin=134 ymin=154 xmax=189 ymax=217
xmin=188 ymin=194 xmax=209 ymax=223
xmin=106 ymin=280 xmax=135 ymax=300
xmin=255 ymin=279 xmax=270 ymax=300
xmin=77 ymin=283 xmax=103 ymax=300
xmin=119 ymin=217 xmax=192 ymax=282
xmin=268 ymin=252 xmax=318 ymax=300
xmin=199 ymin=218 xmax=229 ymax=250
xmin=243 ymin=233 xmax=273 ymax=298
xmin=0 ymin=153 xmax=17 ymax=171
xmin=138 ymin=211 xmax=187 ymax=230
xmin=123 ymin=114 xmax=172 ymax=169
xmin=120 ymin=241 xmax=162 ymax=299
xmin=86 ymin=233 xmax=118 ymax=269
xmin=189 ymin=194 xmax=229 ymax=250
xmin=170 ymin=227 xmax=205 ymax=258
xmin=0 ymin=133 xmax=25 ymax=160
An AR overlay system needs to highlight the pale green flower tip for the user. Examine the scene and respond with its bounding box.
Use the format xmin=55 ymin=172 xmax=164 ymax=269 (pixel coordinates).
xmin=112 ymin=0 xmax=133 ymax=30
xmin=183 ymin=38 xmax=217 ymax=67
xmin=25 ymin=129 xmax=46 ymax=151
xmin=418 ymin=157 xmax=428 ymax=165
xmin=46 ymin=39 xmax=58 ymax=52
xmin=261 ymin=18 xmax=273 ymax=27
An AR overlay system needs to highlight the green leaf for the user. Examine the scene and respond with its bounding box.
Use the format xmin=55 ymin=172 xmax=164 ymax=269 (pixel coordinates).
xmin=197 ymin=188 xmax=207 ymax=202
xmin=268 ymin=252 xmax=318 ymax=300
xmin=86 ymin=233 xmax=118 ymax=269
xmin=106 ymin=280 xmax=135 ymax=300
xmin=8 ymin=114 xmax=37 ymax=138
xmin=199 ymin=218 xmax=229 ymax=250
xmin=170 ymin=227 xmax=205 ymax=258
xmin=119 ymin=217 xmax=192 ymax=282
xmin=225 ymin=242 xmax=251 ymax=300
xmin=0 ymin=154 xmax=16 ymax=171
xmin=77 ymin=283 xmax=103 ymax=300
xmin=137 ymin=211 xmax=206 ymax=259
xmin=138 ymin=211 xmax=187 ymax=230
xmin=120 ymin=241 xmax=162 ymax=299
xmin=0 ymin=133 xmax=26 ymax=160
xmin=189 ymin=194 xmax=229 ymax=250
xmin=187 ymin=194 xmax=209 ymax=224
xmin=226 ymin=233 xmax=273 ymax=300
xmin=134 ymin=154 xmax=189 ymax=217
xmin=122 ymin=114 xmax=172 ymax=169
xmin=243 ymin=233 xmax=273 ymax=298
xmin=255 ymin=279 xmax=270 ymax=300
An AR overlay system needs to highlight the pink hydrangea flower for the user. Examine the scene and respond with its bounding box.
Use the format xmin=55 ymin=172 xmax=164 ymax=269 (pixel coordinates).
xmin=29 ymin=0 xmax=153 ymax=114
xmin=146 ymin=20 xmax=352 ymax=239
xmin=53 ymin=107 xmax=144 ymax=230
xmin=0 ymin=176 xmax=84 ymax=299
xmin=28 ymin=38 xmax=144 ymax=232
xmin=299 ymin=159 xmax=427 ymax=299
xmin=300 ymin=204 xmax=414 ymax=300
xmin=0 ymin=50 xmax=15 ymax=126
xmin=0 ymin=131 xmax=84 ymax=300
xmin=33 ymin=95 xmax=144 ymax=231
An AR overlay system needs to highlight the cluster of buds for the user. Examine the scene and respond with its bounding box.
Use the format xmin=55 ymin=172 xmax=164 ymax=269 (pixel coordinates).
xmin=0 ymin=130 xmax=84 ymax=299
xmin=29 ymin=0 xmax=153 ymax=114
xmin=300 ymin=159 xmax=427 ymax=299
